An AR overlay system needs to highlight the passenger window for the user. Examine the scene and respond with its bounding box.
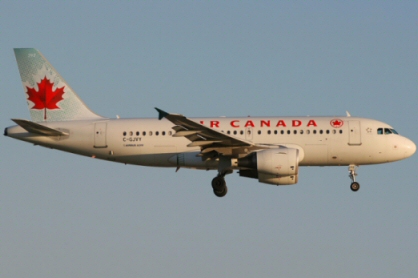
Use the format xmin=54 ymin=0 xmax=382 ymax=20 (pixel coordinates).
xmin=281 ymin=130 xmax=284 ymax=135
xmin=293 ymin=130 xmax=297 ymax=134
xmin=136 ymin=131 xmax=140 ymax=136
xmin=240 ymin=130 xmax=244 ymax=135
xmin=313 ymin=130 xmax=317 ymax=134
xmin=169 ymin=131 xmax=173 ymax=136
xmin=123 ymin=131 xmax=126 ymax=136
xmin=156 ymin=131 xmax=159 ymax=136
xmin=162 ymin=131 xmax=166 ymax=136
xmin=267 ymin=130 xmax=271 ymax=135
xmin=143 ymin=131 xmax=146 ymax=136
xmin=333 ymin=130 xmax=336 ymax=134
xmin=227 ymin=130 xmax=231 ymax=135
xmin=326 ymin=130 xmax=330 ymax=134
xmin=287 ymin=130 xmax=291 ymax=135
xmin=258 ymin=130 xmax=262 ymax=135
xmin=339 ymin=130 xmax=343 ymax=134
xmin=306 ymin=130 xmax=310 ymax=134
xmin=233 ymin=130 xmax=237 ymax=135
xmin=149 ymin=131 xmax=153 ymax=136
xmin=300 ymin=130 xmax=304 ymax=134
xmin=129 ymin=131 xmax=133 ymax=136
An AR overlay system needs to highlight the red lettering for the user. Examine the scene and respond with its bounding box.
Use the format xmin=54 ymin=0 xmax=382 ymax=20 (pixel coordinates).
xmin=200 ymin=121 xmax=204 ymax=125
xmin=261 ymin=120 xmax=270 ymax=127
xmin=210 ymin=121 xmax=220 ymax=128
xmin=292 ymin=120 xmax=302 ymax=127
xmin=276 ymin=120 xmax=287 ymax=127
xmin=307 ymin=120 xmax=317 ymax=127
xmin=230 ymin=120 xmax=240 ymax=128
xmin=244 ymin=120 xmax=255 ymax=127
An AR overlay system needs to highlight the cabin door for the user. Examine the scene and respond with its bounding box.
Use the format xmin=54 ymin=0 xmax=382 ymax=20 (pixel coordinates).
xmin=94 ymin=122 xmax=108 ymax=148
xmin=348 ymin=121 xmax=361 ymax=145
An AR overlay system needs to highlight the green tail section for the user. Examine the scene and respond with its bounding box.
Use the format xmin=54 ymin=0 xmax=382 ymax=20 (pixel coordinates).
xmin=14 ymin=48 xmax=103 ymax=122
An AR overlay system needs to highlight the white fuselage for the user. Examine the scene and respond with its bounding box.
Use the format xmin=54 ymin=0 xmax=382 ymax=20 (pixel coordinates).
xmin=5 ymin=116 xmax=416 ymax=170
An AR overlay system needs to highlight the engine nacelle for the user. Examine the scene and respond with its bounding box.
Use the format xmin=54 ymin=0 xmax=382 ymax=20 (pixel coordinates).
xmin=258 ymin=172 xmax=298 ymax=185
xmin=238 ymin=148 xmax=299 ymax=176
xmin=238 ymin=148 xmax=300 ymax=185
xmin=168 ymin=152 xmax=218 ymax=170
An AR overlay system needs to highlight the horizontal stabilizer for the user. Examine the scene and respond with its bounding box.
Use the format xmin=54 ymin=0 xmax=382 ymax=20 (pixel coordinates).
xmin=12 ymin=119 xmax=68 ymax=136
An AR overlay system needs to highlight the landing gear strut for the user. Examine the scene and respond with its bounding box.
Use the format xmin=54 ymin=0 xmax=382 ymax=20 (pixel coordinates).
xmin=348 ymin=164 xmax=360 ymax=192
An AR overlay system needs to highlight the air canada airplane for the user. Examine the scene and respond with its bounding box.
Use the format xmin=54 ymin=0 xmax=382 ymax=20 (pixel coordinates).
xmin=5 ymin=49 xmax=416 ymax=197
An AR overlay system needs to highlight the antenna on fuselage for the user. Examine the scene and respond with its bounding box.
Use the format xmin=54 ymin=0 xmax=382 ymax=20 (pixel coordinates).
xmin=346 ymin=111 xmax=351 ymax=117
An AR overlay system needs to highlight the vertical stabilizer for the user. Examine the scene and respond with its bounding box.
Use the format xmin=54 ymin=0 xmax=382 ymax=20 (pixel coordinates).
xmin=14 ymin=48 xmax=103 ymax=122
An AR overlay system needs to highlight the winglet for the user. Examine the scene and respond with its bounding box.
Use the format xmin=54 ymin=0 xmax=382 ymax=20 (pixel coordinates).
xmin=155 ymin=107 xmax=169 ymax=120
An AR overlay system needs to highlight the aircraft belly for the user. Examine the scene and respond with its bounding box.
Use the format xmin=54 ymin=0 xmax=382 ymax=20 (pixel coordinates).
xmin=301 ymin=144 xmax=328 ymax=165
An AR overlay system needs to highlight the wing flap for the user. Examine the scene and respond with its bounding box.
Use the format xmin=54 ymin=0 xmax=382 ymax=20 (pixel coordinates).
xmin=187 ymin=140 xmax=223 ymax=147
xmin=173 ymin=130 xmax=202 ymax=137
xmin=12 ymin=119 xmax=69 ymax=136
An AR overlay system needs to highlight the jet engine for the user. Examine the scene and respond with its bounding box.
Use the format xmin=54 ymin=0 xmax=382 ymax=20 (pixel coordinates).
xmin=238 ymin=148 xmax=299 ymax=185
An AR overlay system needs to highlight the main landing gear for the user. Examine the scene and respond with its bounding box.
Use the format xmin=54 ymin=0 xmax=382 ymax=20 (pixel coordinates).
xmin=348 ymin=164 xmax=360 ymax=192
xmin=212 ymin=176 xmax=228 ymax=197
xmin=211 ymin=169 xmax=232 ymax=197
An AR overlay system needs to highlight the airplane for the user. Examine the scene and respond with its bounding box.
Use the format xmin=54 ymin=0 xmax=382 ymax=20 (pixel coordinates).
xmin=4 ymin=48 xmax=416 ymax=197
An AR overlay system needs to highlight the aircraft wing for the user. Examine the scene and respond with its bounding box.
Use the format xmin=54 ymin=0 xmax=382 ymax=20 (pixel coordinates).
xmin=156 ymin=108 xmax=256 ymax=156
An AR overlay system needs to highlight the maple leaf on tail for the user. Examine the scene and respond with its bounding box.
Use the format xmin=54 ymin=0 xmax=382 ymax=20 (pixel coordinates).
xmin=26 ymin=77 xmax=65 ymax=120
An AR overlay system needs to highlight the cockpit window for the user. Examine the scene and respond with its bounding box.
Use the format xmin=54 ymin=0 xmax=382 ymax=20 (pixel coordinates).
xmin=378 ymin=127 xmax=399 ymax=135
xmin=384 ymin=128 xmax=393 ymax=134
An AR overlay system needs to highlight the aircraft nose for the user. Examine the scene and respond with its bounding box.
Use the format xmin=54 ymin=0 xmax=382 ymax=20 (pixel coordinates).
xmin=403 ymin=137 xmax=416 ymax=158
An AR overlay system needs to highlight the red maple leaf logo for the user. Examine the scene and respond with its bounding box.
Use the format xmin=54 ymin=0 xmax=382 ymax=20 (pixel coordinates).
xmin=26 ymin=77 xmax=65 ymax=120
xmin=330 ymin=119 xmax=344 ymax=128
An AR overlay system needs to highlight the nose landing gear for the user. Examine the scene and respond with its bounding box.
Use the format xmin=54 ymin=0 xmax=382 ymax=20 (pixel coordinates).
xmin=349 ymin=164 xmax=360 ymax=192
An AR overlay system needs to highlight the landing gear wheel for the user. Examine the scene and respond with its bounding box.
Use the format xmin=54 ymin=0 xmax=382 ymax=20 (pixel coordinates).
xmin=212 ymin=176 xmax=226 ymax=191
xmin=348 ymin=165 xmax=360 ymax=192
xmin=212 ymin=176 xmax=227 ymax=197
xmin=213 ymin=185 xmax=228 ymax=197
xmin=350 ymin=182 xmax=360 ymax=192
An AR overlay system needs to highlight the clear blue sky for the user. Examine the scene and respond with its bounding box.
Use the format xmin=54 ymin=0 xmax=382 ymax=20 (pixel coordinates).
xmin=1 ymin=1 xmax=417 ymax=277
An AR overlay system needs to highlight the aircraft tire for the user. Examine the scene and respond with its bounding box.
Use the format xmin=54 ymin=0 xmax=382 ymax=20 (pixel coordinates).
xmin=212 ymin=176 xmax=226 ymax=191
xmin=350 ymin=182 xmax=360 ymax=192
xmin=213 ymin=186 xmax=228 ymax=197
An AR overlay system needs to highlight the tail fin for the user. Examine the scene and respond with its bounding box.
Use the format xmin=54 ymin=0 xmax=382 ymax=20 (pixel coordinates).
xmin=14 ymin=48 xmax=103 ymax=122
